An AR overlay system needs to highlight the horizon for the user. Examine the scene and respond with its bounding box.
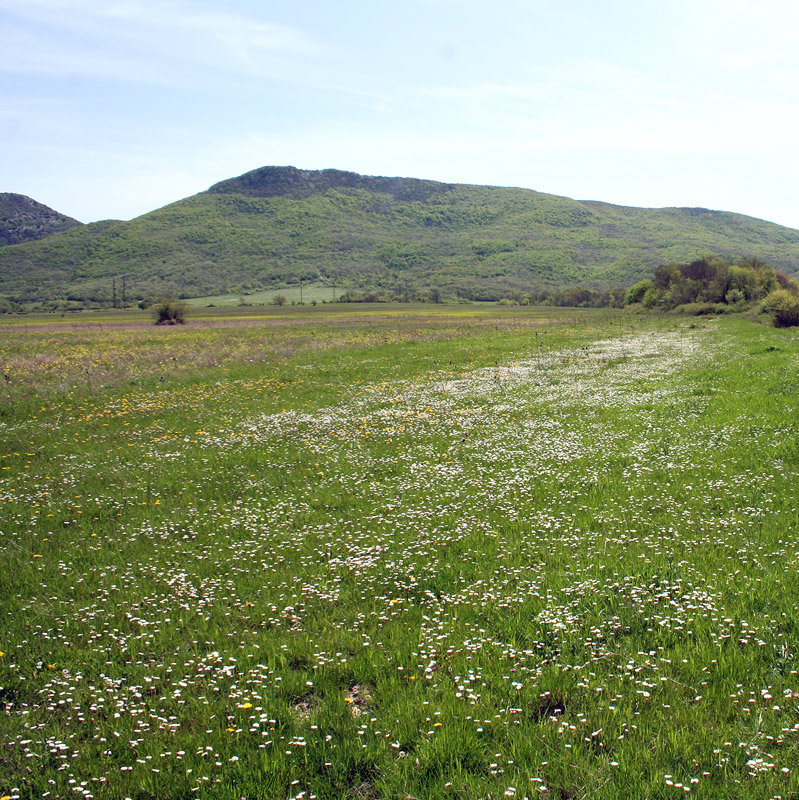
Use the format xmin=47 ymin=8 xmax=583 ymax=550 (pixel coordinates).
xmin=5 ymin=1 xmax=799 ymax=228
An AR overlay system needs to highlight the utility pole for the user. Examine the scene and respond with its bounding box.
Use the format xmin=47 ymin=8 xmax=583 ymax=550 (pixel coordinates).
xmin=112 ymin=278 xmax=117 ymax=309
xmin=122 ymin=276 xmax=127 ymax=309
xmin=299 ymin=279 xmax=303 ymax=304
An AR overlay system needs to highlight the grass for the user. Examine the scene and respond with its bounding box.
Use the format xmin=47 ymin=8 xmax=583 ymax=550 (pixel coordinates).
xmin=2 ymin=304 xmax=799 ymax=799
xmin=184 ymin=283 xmax=345 ymax=308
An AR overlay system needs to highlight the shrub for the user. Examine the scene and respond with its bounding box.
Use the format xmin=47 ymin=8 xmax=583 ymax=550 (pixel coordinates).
xmin=271 ymin=294 xmax=287 ymax=306
xmin=151 ymin=298 xmax=187 ymax=325
xmin=776 ymin=272 xmax=799 ymax=293
xmin=626 ymin=280 xmax=653 ymax=305
xmin=0 ymin=296 xmax=22 ymax=314
xmin=671 ymin=302 xmax=729 ymax=316
xmin=764 ymin=290 xmax=799 ymax=327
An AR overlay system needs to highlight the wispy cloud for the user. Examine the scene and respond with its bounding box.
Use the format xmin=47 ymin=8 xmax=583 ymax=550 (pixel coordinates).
xmin=1 ymin=0 xmax=320 ymax=84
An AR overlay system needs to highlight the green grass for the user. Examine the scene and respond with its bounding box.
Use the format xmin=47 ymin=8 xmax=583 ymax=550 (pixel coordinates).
xmin=3 ymin=167 xmax=799 ymax=305
xmin=184 ymin=283 xmax=346 ymax=308
xmin=2 ymin=305 xmax=799 ymax=799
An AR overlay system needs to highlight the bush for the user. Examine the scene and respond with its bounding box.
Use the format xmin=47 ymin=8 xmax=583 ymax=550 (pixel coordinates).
xmin=764 ymin=290 xmax=799 ymax=327
xmin=338 ymin=290 xmax=389 ymax=303
xmin=776 ymin=272 xmax=799 ymax=293
xmin=671 ymin=302 xmax=729 ymax=316
xmin=151 ymin=298 xmax=187 ymax=325
xmin=0 ymin=296 xmax=22 ymax=314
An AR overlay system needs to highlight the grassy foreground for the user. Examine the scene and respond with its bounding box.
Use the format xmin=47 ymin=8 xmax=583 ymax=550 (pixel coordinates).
xmin=2 ymin=306 xmax=799 ymax=799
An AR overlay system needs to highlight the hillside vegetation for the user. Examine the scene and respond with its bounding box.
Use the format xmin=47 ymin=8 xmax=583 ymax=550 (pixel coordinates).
xmin=2 ymin=166 xmax=799 ymax=306
xmin=0 ymin=192 xmax=82 ymax=247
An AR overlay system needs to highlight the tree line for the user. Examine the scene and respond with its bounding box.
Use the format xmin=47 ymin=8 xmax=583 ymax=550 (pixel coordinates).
xmin=625 ymin=255 xmax=798 ymax=310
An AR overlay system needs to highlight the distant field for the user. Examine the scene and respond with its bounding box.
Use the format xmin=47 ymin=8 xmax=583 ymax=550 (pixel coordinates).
xmin=184 ymin=282 xmax=345 ymax=308
xmin=2 ymin=306 xmax=799 ymax=799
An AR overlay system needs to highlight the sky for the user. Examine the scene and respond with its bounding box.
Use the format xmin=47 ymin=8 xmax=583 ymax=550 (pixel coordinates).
xmin=3 ymin=0 xmax=799 ymax=227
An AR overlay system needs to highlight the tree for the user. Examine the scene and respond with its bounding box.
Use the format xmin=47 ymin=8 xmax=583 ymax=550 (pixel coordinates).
xmin=727 ymin=266 xmax=759 ymax=300
xmin=633 ymin=254 xmax=782 ymax=312
xmin=625 ymin=279 xmax=653 ymax=305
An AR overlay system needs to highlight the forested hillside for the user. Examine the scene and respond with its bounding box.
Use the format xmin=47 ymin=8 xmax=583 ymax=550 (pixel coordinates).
xmin=2 ymin=167 xmax=799 ymax=306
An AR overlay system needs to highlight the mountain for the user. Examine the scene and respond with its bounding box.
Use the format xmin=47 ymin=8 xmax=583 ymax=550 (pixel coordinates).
xmin=2 ymin=166 xmax=799 ymax=305
xmin=0 ymin=193 xmax=82 ymax=247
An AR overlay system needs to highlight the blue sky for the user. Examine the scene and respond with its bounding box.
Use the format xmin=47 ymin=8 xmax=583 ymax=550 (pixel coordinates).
xmin=3 ymin=0 xmax=799 ymax=227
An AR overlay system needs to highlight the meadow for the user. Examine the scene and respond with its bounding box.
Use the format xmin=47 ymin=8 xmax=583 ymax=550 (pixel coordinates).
xmin=2 ymin=304 xmax=799 ymax=799
xmin=183 ymin=284 xmax=344 ymax=308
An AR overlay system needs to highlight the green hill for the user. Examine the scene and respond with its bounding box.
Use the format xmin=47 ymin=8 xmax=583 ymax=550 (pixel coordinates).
xmin=0 ymin=193 xmax=82 ymax=247
xmin=2 ymin=166 xmax=799 ymax=305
